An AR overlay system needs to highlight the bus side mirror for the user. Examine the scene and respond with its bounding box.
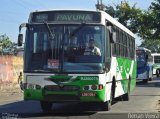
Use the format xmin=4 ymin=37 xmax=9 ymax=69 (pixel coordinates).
xmin=110 ymin=32 xmax=116 ymax=43
xmin=146 ymin=54 xmax=148 ymax=60
xmin=18 ymin=34 xmax=23 ymax=46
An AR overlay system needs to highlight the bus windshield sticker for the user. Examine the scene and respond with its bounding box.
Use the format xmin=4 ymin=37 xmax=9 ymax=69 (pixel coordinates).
xmin=48 ymin=59 xmax=59 ymax=69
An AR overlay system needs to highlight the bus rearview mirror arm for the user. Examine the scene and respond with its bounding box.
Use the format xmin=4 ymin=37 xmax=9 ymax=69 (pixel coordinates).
xmin=18 ymin=23 xmax=28 ymax=46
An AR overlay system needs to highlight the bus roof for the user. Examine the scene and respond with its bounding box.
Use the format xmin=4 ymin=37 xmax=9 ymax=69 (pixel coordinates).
xmin=31 ymin=9 xmax=96 ymax=13
xmin=136 ymin=47 xmax=151 ymax=52
xmin=151 ymin=53 xmax=160 ymax=56
xmin=30 ymin=9 xmax=135 ymax=38
xmin=100 ymin=11 xmax=135 ymax=38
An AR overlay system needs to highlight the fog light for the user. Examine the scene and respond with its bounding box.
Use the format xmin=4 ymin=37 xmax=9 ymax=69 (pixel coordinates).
xmin=84 ymin=86 xmax=89 ymax=90
xmin=91 ymin=85 xmax=98 ymax=90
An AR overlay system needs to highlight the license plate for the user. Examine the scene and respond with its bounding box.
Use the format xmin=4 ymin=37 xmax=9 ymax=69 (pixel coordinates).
xmin=81 ymin=92 xmax=96 ymax=96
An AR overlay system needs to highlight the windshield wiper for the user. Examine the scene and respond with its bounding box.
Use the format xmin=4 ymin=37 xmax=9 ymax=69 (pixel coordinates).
xmin=43 ymin=21 xmax=54 ymax=40
xmin=70 ymin=23 xmax=86 ymax=37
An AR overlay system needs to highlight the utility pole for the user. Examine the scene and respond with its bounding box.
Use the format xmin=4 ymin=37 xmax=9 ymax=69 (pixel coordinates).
xmin=95 ymin=0 xmax=106 ymax=11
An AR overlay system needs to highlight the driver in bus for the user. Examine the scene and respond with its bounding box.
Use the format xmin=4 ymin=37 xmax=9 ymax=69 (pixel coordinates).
xmin=84 ymin=38 xmax=101 ymax=56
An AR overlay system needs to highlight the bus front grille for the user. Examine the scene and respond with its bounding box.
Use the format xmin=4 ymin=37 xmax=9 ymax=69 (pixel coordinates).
xmin=44 ymin=94 xmax=80 ymax=102
xmin=44 ymin=85 xmax=80 ymax=92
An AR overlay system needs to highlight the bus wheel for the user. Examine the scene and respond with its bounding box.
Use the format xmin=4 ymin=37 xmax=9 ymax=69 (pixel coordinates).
xmin=122 ymin=78 xmax=131 ymax=101
xmin=40 ymin=101 xmax=52 ymax=112
xmin=142 ymin=79 xmax=148 ymax=83
xmin=149 ymin=77 xmax=153 ymax=81
xmin=102 ymin=100 xmax=111 ymax=111
xmin=156 ymin=70 xmax=159 ymax=77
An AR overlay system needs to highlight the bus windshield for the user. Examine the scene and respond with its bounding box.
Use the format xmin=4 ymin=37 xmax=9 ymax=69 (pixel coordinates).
xmin=24 ymin=24 xmax=105 ymax=73
xmin=154 ymin=56 xmax=160 ymax=63
xmin=136 ymin=50 xmax=146 ymax=61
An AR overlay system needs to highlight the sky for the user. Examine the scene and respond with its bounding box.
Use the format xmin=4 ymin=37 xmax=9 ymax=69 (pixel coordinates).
xmin=0 ymin=0 xmax=152 ymax=45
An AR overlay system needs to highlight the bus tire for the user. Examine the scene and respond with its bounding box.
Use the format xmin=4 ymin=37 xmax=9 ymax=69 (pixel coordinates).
xmin=156 ymin=70 xmax=159 ymax=77
xmin=143 ymin=72 xmax=149 ymax=83
xmin=102 ymin=101 xmax=111 ymax=111
xmin=149 ymin=77 xmax=153 ymax=81
xmin=122 ymin=78 xmax=131 ymax=101
xmin=149 ymin=68 xmax=153 ymax=81
xmin=40 ymin=101 xmax=52 ymax=112
xmin=142 ymin=79 xmax=148 ymax=83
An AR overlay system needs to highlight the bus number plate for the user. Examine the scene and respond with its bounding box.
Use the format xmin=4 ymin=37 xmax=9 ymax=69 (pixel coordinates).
xmin=81 ymin=92 xmax=96 ymax=97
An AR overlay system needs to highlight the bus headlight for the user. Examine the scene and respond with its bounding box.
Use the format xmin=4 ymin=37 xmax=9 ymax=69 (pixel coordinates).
xmin=83 ymin=85 xmax=103 ymax=91
xmin=84 ymin=85 xmax=89 ymax=90
xmin=91 ymin=85 xmax=98 ymax=90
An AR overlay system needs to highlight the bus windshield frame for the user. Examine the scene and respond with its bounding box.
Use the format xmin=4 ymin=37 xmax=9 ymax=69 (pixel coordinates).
xmin=24 ymin=23 xmax=106 ymax=74
xmin=136 ymin=50 xmax=146 ymax=62
xmin=154 ymin=56 xmax=160 ymax=63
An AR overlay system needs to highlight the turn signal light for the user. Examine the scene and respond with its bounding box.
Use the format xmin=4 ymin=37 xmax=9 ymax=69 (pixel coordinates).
xmin=99 ymin=85 xmax=103 ymax=90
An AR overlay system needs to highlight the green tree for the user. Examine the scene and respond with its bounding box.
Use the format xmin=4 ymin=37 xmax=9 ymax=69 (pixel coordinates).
xmin=105 ymin=0 xmax=160 ymax=52
xmin=139 ymin=0 xmax=160 ymax=52
xmin=140 ymin=39 xmax=160 ymax=53
xmin=0 ymin=34 xmax=12 ymax=54
xmin=147 ymin=0 xmax=160 ymax=39
xmin=105 ymin=1 xmax=143 ymax=33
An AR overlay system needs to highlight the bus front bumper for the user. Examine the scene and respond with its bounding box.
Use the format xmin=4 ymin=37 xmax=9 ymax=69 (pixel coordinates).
xmin=23 ymin=88 xmax=106 ymax=102
xmin=137 ymin=71 xmax=148 ymax=80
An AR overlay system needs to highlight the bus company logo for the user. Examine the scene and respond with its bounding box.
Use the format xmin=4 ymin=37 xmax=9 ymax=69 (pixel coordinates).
xmin=80 ymin=77 xmax=98 ymax=81
xmin=59 ymin=83 xmax=64 ymax=88
xmin=2 ymin=113 xmax=18 ymax=119
xmin=116 ymin=66 xmax=123 ymax=73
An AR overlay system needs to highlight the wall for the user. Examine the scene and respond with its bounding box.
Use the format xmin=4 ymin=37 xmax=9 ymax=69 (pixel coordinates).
xmin=0 ymin=56 xmax=23 ymax=83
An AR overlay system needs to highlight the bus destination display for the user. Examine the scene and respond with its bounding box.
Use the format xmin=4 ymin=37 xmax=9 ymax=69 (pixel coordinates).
xmin=31 ymin=11 xmax=101 ymax=23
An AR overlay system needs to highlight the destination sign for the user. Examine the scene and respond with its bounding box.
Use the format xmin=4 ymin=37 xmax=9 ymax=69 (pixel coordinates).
xmin=136 ymin=50 xmax=144 ymax=54
xmin=31 ymin=11 xmax=101 ymax=23
xmin=54 ymin=13 xmax=93 ymax=22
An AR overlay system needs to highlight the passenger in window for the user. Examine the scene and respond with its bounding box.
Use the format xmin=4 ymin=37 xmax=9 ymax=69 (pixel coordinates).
xmin=84 ymin=38 xmax=101 ymax=56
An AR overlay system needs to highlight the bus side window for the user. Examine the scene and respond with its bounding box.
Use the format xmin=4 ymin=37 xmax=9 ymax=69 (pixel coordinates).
xmin=106 ymin=28 xmax=111 ymax=62
xmin=129 ymin=37 xmax=132 ymax=59
xmin=117 ymin=29 xmax=120 ymax=56
xmin=124 ymin=34 xmax=128 ymax=57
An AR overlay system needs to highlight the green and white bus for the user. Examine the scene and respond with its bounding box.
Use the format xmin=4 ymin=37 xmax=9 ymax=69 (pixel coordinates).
xmin=151 ymin=53 xmax=160 ymax=77
xmin=18 ymin=10 xmax=136 ymax=111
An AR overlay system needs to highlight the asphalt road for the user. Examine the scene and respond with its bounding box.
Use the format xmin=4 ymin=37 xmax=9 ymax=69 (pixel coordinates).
xmin=0 ymin=78 xmax=160 ymax=119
